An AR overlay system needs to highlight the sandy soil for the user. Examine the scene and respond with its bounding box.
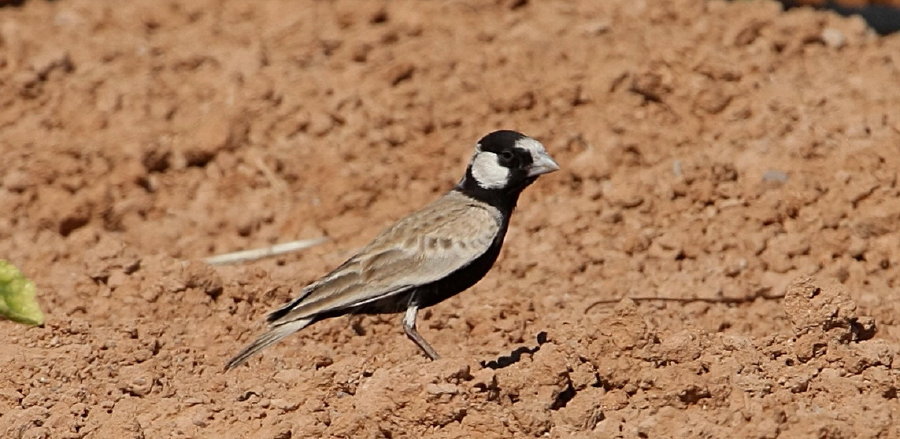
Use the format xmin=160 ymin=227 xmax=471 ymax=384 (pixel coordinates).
xmin=1 ymin=0 xmax=899 ymax=437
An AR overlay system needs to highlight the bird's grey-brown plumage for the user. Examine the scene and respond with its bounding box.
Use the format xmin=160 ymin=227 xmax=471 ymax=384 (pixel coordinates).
xmin=226 ymin=130 xmax=558 ymax=370
xmin=273 ymin=192 xmax=500 ymax=321
xmin=226 ymin=193 xmax=501 ymax=369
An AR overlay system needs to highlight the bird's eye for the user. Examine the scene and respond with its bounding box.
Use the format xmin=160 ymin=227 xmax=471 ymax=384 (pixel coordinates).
xmin=499 ymin=150 xmax=514 ymax=161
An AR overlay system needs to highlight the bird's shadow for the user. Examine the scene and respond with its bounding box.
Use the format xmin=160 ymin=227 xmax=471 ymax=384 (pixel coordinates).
xmin=477 ymin=293 xmax=784 ymax=369
xmin=480 ymin=331 xmax=549 ymax=370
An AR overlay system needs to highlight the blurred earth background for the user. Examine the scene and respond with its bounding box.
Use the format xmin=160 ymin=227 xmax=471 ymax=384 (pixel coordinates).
xmin=1 ymin=0 xmax=899 ymax=437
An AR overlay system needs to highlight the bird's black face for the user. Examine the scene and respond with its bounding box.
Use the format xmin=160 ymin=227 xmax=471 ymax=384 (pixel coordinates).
xmin=458 ymin=130 xmax=559 ymax=209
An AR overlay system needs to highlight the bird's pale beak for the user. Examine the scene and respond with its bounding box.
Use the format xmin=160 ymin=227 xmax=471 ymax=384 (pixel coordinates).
xmin=527 ymin=152 xmax=561 ymax=177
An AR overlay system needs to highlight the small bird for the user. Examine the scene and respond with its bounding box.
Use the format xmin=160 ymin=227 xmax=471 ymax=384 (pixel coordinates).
xmin=225 ymin=130 xmax=559 ymax=370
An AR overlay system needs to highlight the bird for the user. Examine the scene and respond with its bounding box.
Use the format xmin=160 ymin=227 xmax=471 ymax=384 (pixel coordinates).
xmin=225 ymin=130 xmax=559 ymax=370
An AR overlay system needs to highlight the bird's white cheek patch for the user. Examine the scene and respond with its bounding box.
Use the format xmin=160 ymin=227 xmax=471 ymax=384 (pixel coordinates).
xmin=471 ymin=152 xmax=510 ymax=189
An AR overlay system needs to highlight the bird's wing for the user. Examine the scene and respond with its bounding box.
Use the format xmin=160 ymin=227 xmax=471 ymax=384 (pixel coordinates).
xmin=267 ymin=191 xmax=501 ymax=326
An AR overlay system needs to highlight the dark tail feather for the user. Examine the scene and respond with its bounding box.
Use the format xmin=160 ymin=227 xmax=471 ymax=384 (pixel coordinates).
xmin=266 ymin=300 xmax=297 ymax=323
xmin=224 ymin=318 xmax=313 ymax=371
xmin=266 ymin=290 xmax=315 ymax=323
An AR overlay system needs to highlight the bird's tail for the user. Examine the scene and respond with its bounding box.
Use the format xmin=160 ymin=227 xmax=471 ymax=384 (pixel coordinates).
xmin=224 ymin=318 xmax=313 ymax=371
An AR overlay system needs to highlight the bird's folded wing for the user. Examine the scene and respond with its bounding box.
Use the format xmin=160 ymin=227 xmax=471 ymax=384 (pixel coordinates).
xmin=267 ymin=193 xmax=501 ymax=326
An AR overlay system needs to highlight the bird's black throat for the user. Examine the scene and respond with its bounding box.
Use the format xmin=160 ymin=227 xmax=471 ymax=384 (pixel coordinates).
xmin=455 ymin=171 xmax=535 ymax=217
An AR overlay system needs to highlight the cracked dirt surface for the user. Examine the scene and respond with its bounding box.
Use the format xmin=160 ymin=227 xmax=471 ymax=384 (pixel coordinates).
xmin=1 ymin=0 xmax=899 ymax=437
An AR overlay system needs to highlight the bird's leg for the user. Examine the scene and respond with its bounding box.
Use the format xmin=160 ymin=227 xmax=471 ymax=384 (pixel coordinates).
xmin=403 ymin=295 xmax=441 ymax=360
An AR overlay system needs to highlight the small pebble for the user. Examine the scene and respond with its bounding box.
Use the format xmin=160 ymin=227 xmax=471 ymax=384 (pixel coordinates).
xmin=762 ymin=170 xmax=788 ymax=183
xmin=821 ymin=28 xmax=846 ymax=49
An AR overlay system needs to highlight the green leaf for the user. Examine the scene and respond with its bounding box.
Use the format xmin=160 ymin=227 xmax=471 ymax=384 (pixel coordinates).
xmin=0 ymin=260 xmax=45 ymax=325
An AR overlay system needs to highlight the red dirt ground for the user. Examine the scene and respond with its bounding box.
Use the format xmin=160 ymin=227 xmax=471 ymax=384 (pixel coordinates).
xmin=1 ymin=0 xmax=899 ymax=437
